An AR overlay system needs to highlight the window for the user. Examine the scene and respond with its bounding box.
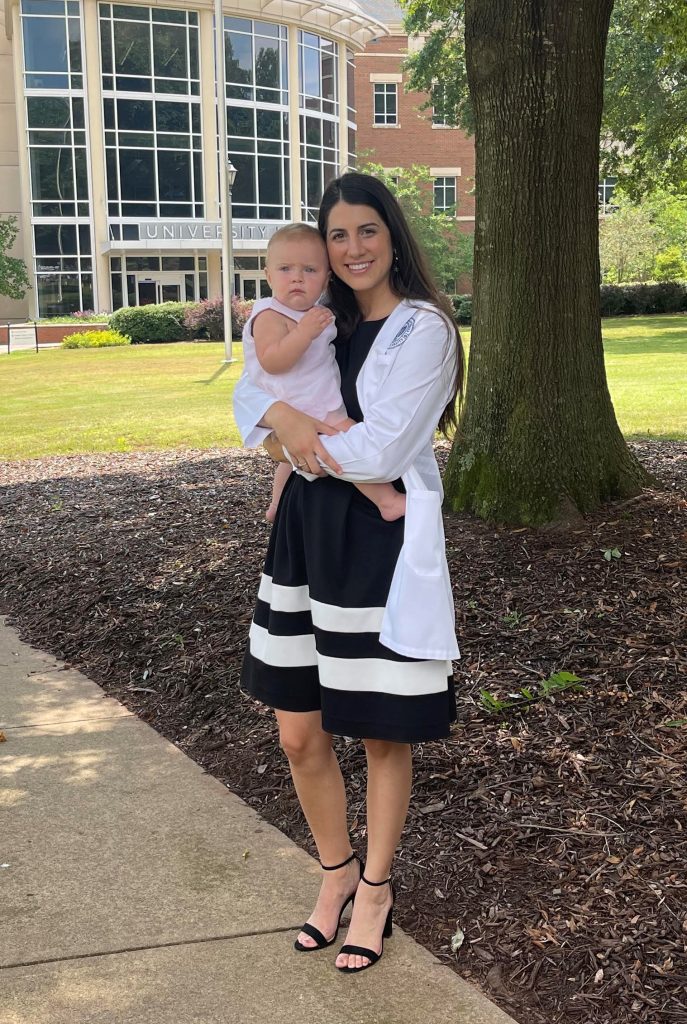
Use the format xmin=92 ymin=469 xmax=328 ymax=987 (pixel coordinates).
xmin=228 ymin=107 xmax=291 ymax=220
xmin=22 ymin=0 xmax=92 ymax=315
xmin=299 ymin=31 xmax=337 ymax=116
xmin=100 ymin=5 xmax=203 ymax=219
xmin=225 ymin=19 xmax=291 ymax=221
xmin=434 ymin=176 xmax=457 ymax=214
xmin=34 ymin=222 xmax=93 ymax=315
xmin=109 ymin=254 xmax=207 ymax=311
xmin=346 ymin=48 xmax=356 ymax=167
xmin=598 ymin=177 xmax=617 ymax=214
xmin=225 ymin=17 xmax=288 ymax=106
xmin=431 ymin=83 xmax=455 ymax=127
xmin=374 ymin=83 xmax=397 ymax=126
xmin=100 ymin=4 xmax=199 ymax=95
xmin=298 ymin=32 xmax=339 ymax=220
xmin=21 ymin=0 xmax=82 ymax=90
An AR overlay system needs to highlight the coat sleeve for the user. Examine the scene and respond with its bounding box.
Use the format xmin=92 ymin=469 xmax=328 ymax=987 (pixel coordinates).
xmin=318 ymin=310 xmax=457 ymax=484
xmin=232 ymin=370 xmax=278 ymax=448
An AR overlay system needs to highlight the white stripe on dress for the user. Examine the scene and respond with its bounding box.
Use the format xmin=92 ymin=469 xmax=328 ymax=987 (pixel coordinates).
xmin=258 ymin=573 xmax=310 ymax=612
xmin=310 ymin=598 xmax=385 ymax=634
xmin=258 ymin=575 xmax=386 ymax=633
xmin=249 ymin=621 xmax=317 ymax=667
xmin=318 ymin=655 xmax=451 ymax=696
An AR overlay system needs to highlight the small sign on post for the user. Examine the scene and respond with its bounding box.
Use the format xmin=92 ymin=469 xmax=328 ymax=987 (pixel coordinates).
xmin=8 ymin=323 xmax=38 ymax=354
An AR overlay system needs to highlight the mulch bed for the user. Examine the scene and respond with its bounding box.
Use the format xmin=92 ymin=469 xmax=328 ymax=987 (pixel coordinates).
xmin=1 ymin=441 xmax=686 ymax=1024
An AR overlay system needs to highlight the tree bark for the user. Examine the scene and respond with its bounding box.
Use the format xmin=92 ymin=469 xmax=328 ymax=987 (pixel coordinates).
xmin=445 ymin=0 xmax=651 ymax=525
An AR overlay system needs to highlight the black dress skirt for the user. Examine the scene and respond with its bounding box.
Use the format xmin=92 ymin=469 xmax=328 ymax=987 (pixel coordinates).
xmin=240 ymin=318 xmax=456 ymax=743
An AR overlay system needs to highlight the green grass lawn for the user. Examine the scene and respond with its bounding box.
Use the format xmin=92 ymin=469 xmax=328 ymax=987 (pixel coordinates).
xmin=0 ymin=342 xmax=245 ymax=459
xmin=1 ymin=316 xmax=685 ymax=460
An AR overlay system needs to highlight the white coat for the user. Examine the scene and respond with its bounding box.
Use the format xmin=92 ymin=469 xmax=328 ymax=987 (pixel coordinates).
xmin=232 ymin=298 xmax=460 ymax=661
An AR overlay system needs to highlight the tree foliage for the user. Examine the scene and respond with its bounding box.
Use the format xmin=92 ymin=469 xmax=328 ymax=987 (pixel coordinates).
xmin=360 ymin=161 xmax=474 ymax=290
xmin=600 ymin=186 xmax=687 ymax=280
xmin=602 ymin=1 xmax=687 ymax=197
xmin=599 ymin=202 xmax=663 ymax=281
xmin=0 ymin=216 xmax=31 ymax=301
xmin=402 ymin=0 xmax=687 ymax=198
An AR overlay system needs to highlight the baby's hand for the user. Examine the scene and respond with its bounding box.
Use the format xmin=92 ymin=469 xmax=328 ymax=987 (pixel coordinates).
xmin=299 ymin=306 xmax=334 ymax=342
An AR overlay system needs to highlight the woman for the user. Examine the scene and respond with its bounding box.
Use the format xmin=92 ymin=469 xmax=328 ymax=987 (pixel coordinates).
xmin=232 ymin=172 xmax=464 ymax=973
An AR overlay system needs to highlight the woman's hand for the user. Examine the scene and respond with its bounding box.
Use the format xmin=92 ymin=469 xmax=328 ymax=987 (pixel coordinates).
xmin=263 ymin=402 xmax=342 ymax=476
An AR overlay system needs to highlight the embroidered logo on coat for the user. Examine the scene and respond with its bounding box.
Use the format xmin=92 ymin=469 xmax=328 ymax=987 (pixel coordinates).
xmin=386 ymin=316 xmax=415 ymax=352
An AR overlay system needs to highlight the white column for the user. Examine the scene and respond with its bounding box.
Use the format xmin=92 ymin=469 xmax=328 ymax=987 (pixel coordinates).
xmin=214 ymin=0 xmax=233 ymax=359
xmin=82 ymin=0 xmax=110 ymax=312
xmin=287 ymin=25 xmax=302 ymax=222
xmin=338 ymin=45 xmax=348 ymax=172
xmin=199 ymin=7 xmax=219 ymax=232
xmin=199 ymin=7 xmax=222 ymax=303
xmin=10 ymin=2 xmax=37 ymax=319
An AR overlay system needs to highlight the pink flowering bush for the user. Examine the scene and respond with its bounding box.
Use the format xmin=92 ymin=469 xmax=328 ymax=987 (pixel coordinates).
xmin=183 ymin=296 xmax=254 ymax=341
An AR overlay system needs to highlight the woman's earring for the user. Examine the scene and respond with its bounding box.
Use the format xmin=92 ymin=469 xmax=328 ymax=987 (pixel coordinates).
xmin=393 ymin=250 xmax=400 ymax=271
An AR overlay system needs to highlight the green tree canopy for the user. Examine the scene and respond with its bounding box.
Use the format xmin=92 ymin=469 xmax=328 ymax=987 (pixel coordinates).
xmin=403 ymin=0 xmax=687 ymax=198
xmin=599 ymin=186 xmax=687 ymax=281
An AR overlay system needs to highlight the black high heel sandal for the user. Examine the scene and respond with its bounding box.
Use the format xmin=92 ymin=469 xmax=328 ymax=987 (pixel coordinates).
xmin=336 ymin=873 xmax=394 ymax=973
xmin=294 ymin=851 xmax=363 ymax=952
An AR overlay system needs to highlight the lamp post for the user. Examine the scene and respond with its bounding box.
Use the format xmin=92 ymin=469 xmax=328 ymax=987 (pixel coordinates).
xmin=224 ymin=159 xmax=237 ymax=362
xmin=214 ymin=0 xmax=235 ymax=362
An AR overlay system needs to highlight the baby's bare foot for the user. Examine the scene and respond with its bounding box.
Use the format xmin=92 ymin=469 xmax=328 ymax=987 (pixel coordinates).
xmin=377 ymin=493 xmax=406 ymax=522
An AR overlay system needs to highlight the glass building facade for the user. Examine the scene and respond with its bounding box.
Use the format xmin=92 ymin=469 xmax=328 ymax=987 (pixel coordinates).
xmin=5 ymin=0 xmax=385 ymax=317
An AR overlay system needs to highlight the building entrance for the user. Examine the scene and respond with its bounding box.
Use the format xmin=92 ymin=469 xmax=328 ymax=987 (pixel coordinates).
xmin=135 ymin=273 xmax=185 ymax=305
xmin=236 ymin=274 xmax=270 ymax=301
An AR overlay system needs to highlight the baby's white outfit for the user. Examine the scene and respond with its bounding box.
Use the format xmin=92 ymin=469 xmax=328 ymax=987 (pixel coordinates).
xmin=242 ymin=296 xmax=345 ymax=422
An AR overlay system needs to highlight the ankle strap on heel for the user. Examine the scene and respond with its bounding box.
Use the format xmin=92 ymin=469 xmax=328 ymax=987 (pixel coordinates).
xmin=361 ymin=873 xmax=391 ymax=886
xmin=321 ymin=851 xmax=358 ymax=872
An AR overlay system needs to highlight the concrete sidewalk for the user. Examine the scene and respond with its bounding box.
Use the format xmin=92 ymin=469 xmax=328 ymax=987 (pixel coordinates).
xmin=1 ymin=616 xmax=517 ymax=1024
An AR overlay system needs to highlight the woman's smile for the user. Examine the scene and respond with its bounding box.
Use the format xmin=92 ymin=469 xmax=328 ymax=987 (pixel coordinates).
xmin=326 ymin=201 xmax=394 ymax=312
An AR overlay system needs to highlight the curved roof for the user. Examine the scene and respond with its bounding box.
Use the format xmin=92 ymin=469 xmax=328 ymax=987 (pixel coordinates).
xmin=252 ymin=0 xmax=390 ymax=48
xmin=358 ymin=0 xmax=404 ymax=29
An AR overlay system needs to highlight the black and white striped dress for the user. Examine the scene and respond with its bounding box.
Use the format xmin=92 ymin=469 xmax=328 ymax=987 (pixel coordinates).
xmin=240 ymin=318 xmax=456 ymax=743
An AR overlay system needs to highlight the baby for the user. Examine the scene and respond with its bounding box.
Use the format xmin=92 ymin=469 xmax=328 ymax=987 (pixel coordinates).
xmin=242 ymin=223 xmax=406 ymax=523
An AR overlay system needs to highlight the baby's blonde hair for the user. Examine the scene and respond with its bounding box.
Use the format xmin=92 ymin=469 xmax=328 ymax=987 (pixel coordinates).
xmin=266 ymin=223 xmax=325 ymax=262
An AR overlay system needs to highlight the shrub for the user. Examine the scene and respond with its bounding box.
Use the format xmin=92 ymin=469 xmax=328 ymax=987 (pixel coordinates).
xmin=184 ymin=295 xmax=255 ymax=340
xmin=184 ymin=297 xmax=224 ymax=340
xmin=449 ymin=294 xmax=472 ymax=325
xmin=39 ymin=312 xmax=110 ymax=324
xmin=109 ymin=302 xmax=193 ymax=344
xmin=600 ymin=280 xmax=687 ymax=317
xmin=231 ymin=295 xmax=254 ymax=338
xmin=653 ymin=247 xmax=687 ymax=282
xmin=62 ymin=329 xmax=131 ymax=349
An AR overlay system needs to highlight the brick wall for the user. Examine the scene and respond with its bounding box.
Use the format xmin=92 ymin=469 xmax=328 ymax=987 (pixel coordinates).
xmin=354 ymin=33 xmax=475 ymax=229
xmin=0 ymin=323 xmax=109 ymax=348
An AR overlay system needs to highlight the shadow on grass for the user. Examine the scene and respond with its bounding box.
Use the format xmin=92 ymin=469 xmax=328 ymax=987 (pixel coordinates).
xmin=193 ymin=361 xmax=236 ymax=386
xmin=603 ymin=336 xmax=687 ymax=356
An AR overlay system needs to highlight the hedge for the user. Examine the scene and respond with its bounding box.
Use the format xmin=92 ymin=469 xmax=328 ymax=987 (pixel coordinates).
xmin=109 ymin=302 xmax=193 ymax=344
xmin=62 ymin=329 xmax=131 ymax=349
xmin=448 ymin=281 xmax=687 ymax=324
xmin=448 ymin=294 xmax=473 ymax=325
xmin=600 ymin=281 xmax=687 ymax=317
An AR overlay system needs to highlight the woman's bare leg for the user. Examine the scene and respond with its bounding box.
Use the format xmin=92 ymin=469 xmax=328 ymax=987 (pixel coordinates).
xmin=335 ymin=739 xmax=412 ymax=970
xmin=275 ymin=709 xmax=359 ymax=949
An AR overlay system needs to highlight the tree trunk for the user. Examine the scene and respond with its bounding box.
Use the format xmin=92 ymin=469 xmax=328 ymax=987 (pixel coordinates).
xmin=444 ymin=0 xmax=650 ymax=525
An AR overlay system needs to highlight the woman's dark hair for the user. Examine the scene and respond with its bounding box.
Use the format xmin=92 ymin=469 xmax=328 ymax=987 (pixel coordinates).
xmin=317 ymin=172 xmax=464 ymax=435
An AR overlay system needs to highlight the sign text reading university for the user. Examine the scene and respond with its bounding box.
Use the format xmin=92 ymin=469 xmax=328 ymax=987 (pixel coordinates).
xmin=140 ymin=222 xmax=280 ymax=241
